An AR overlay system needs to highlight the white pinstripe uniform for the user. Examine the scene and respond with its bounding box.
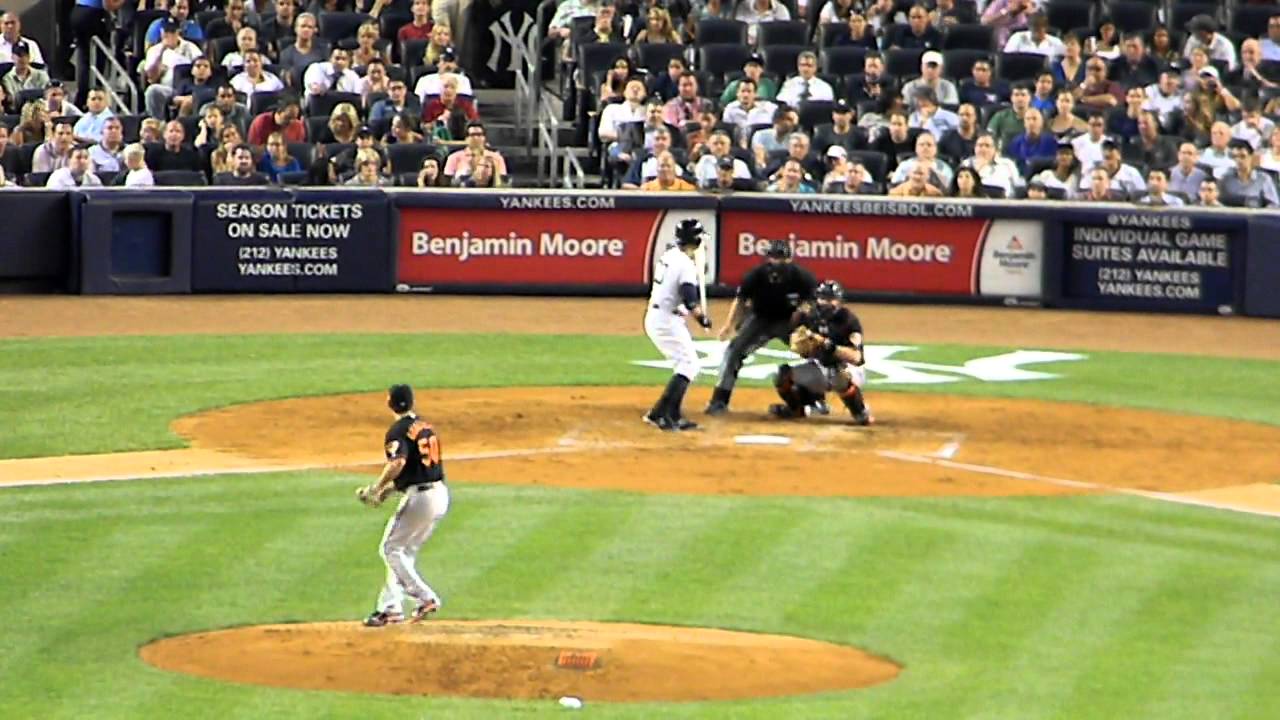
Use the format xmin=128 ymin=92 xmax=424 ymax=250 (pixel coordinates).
xmin=645 ymin=245 xmax=701 ymax=382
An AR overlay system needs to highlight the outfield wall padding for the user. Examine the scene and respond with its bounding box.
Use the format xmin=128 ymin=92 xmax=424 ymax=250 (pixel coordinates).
xmin=75 ymin=190 xmax=194 ymax=295
xmin=0 ymin=191 xmax=70 ymax=289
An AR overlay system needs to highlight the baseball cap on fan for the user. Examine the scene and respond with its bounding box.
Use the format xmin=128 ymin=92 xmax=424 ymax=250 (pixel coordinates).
xmin=921 ymin=50 xmax=944 ymax=70
xmin=161 ymin=18 xmax=181 ymax=34
xmin=826 ymin=145 xmax=848 ymax=160
xmin=11 ymin=41 xmax=30 ymax=57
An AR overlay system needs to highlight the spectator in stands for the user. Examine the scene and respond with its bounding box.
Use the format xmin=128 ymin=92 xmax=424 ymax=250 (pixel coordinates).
xmin=1132 ymin=111 xmax=1177 ymax=169
xmin=1051 ymin=33 xmax=1086 ymax=90
xmin=423 ymin=75 xmax=479 ymax=135
xmin=171 ymin=57 xmax=218 ymax=117
xmin=215 ymin=143 xmax=270 ymax=184
xmin=0 ymin=12 xmax=45 ymax=66
xmin=111 ymin=144 xmax=155 ymax=186
xmin=720 ymin=55 xmax=775 ymax=107
xmin=89 ymin=117 xmax=125 ymax=172
xmin=951 ymin=166 xmax=983 ymax=198
xmin=1025 ymin=179 xmax=1050 ymax=200
xmin=817 ymin=0 xmax=854 ymax=25
xmin=13 ymin=99 xmax=49 ymax=146
xmin=1200 ymin=121 xmax=1235 ymax=176
xmin=359 ymin=57 xmax=392 ymax=104
xmin=820 ymin=145 xmax=848 ymax=187
xmin=734 ymin=0 xmax=790 ymax=45
xmin=938 ymin=102 xmax=978 ymax=161
xmin=1075 ymin=56 xmax=1123 ymax=112
xmin=1183 ymin=15 xmax=1237 ymax=73
xmin=384 ymin=113 xmax=425 ymax=145
xmin=596 ymin=56 xmax=633 ymax=108
xmin=344 ymin=150 xmax=388 ymax=186
xmin=981 ymin=0 xmax=1037 ymax=50
xmin=148 ymin=120 xmax=203 ymax=172
xmin=890 ymin=162 xmax=943 ymax=196
xmin=1081 ymin=140 xmax=1145 ymax=196
xmin=73 ymin=89 xmax=114 ymax=144
xmin=814 ymin=100 xmax=865 ymax=154
xmin=960 ymin=59 xmax=1009 ymax=108
xmin=847 ymin=51 xmax=893 ymax=105
xmin=459 ymin=155 xmax=504 ymax=188
xmin=622 ymin=126 xmax=687 ymax=188
xmin=693 ymin=130 xmax=753 ymax=185
xmin=352 ymin=22 xmax=390 ymax=69
xmin=0 ymin=124 xmax=16 ymax=179
xmin=1134 ymin=168 xmax=1184 ymax=206
xmin=0 ymin=84 xmax=9 ymax=115
xmin=765 ymin=131 xmax=822 ymax=180
xmin=330 ymin=126 xmax=387 ymax=180
xmin=32 ymin=123 xmax=75 ymax=173
xmin=767 ymin=158 xmax=815 ymax=193
xmin=1259 ymin=130 xmax=1280 ymax=173
xmin=398 ymin=0 xmax=434 ymax=43
xmin=1004 ymin=13 xmax=1063 ymax=59
xmin=247 ymin=95 xmax=304 ymax=144
xmin=1047 ymin=91 xmax=1087 ymax=137
xmin=280 ymin=13 xmax=330 ymax=81
xmin=417 ymin=155 xmax=447 ymax=187
xmin=370 ymin=79 xmax=421 ymax=124
xmin=777 ymin=52 xmax=835 ymax=107
xmin=2 ymin=42 xmax=49 ymax=99
xmin=835 ymin=11 xmax=878 ymax=50
xmin=46 ymin=147 xmax=102 ymax=189
xmin=887 ymin=3 xmax=942 ymax=50
xmin=986 ymin=84 xmax=1030 ymax=148
xmin=548 ymin=0 xmax=600 ymax=44
xmin=0 ymin=164 xmax=16 ymax=189
xmin=1106 ymin=86 xmax=1146 ymax=138
xmin=902 ymin=52 xmax=958 ymax=111
xmin=596 ymin=75 xmax=646 ymax=147
xmin=1031 ymin=141 xmax=1080 ymax=198
xmin=700 ymin=155 xmax=757 ymax=192
xmin=638 ymin=151 xmax=695 ymax=191
xmin=139 ymin=117 xmax=164 ymax=144
xmin=207 ymin=0 xmax=258 ymax=41
xmin=262 ymin=0 xmax=299 ymax=55
xmin=1219 ymin=139 xmax=1279 ymax=207
xmin=231 ymin=50 xmax=285 ymax=101
xmin=647 ymin=56 xmax=684 ymax=102
xmin=415 ymin=48 xmax=474 ymax=100
xmin=443 ymin=121 xmax=507 ymax=179
xmin=891 ymin=131 xmax=952 ymax=188
xmin=1080 ymin=166 xmax=1120 ymax=202
xmin=829 ymin=161 xmax=876 ymax=194
xmin=1029 ymin=72 xmax=1055 ymax=115
xmin=423 ymin=23 xmax=452 ymax=67
xmin=44 ymin=82 xmax=81 ymax=123
xmin=659 ymin=72 xmax=711 ymax=133
xmin=1143 ymin=70 xmax=1183 ymax=132
xmin=870 ymin=110 xmax=915 ymax=172
xmin=221 ymin=27 xmax=261 ymax=70
xmin=304 ymin=47 xmax=360 ymax=104
xmin=750 ymin=106 xmax=795 ymax=166
xmin=1085 ymin=17 xmax=1120 ymax=60
xmin=320 ymin=102 xmax=360 ymax=144
xmin=1262 ymin=16 xmax=1280 ymax=63
xmin=1110 ymin=33 xmax=1159 ymax=88
xmin=1228 ymin=40 xmax=1278 ymax=94
xmin=1180 ymin=46 xmax=1211 ymax=92
xmin=146 ymin=0 xmax=204 ymax=49
xmin=1197 ymin=177 xmax=1222 ymax=206
xmin=634 ymin=6 xmax=680 ymax=44
xmin=909 ymin=88 xmax=958 ymax=139
xmin=963 ymin=132 xmax=1022 ymax=197
xmin=144 ymin=20 xmax=203 ymax=120
xmin=201 ymin=84 xmax=250 ymax=134
xmin=1177 ymin=91 xmax=1215 ymax=145
xmin=258 ymin=131 xmax=304 ymax=181
xmin=195 ymin=104 xmax=228 ymax=154
xmin=932 ymin=0 xmax=975 ymax=28
xmin=1149 ymin=26 xmax=1177 ymax=65
xmin=1168 ymin=142 xmax=1206 ymax=198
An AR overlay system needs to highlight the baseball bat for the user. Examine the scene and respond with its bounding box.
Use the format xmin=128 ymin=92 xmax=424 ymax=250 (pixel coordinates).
xmin=695 ymin=244 xmax=708 ymax=317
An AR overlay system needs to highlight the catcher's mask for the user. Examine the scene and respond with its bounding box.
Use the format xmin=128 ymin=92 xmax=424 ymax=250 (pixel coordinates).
xmin=388 ymin=384 xmax=414 ymax=413
xmin=816 ymin=280 xmax=844 ymax=302
xmin=675 ymin=218 xmax=704 ymax=248
xmin=765 ymin=239 xmax=792 ymax=260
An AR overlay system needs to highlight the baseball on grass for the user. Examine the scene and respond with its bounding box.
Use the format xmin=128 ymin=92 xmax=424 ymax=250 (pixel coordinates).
xmin=558 ymin=696 xmax=584 ymax=709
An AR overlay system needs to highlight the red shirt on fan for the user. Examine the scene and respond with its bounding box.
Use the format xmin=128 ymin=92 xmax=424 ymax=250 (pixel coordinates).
xmin=424 ymin=96 xmax=479 ymax=123
xmin=247 ymin=111 xmax=307 ymax=146
xmin=397 ymin=20 xmax=433 ymax=44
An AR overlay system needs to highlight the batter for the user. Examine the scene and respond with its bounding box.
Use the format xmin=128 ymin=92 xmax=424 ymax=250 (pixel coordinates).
xmin=643 ymin=218 xmax=713 ymax=431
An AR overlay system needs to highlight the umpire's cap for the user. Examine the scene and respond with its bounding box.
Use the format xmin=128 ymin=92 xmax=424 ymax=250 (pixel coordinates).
xmin=388 ymin=384 xmax=414 ymax=413
xmin=765 ymin=239 xmax=792 ymax=260
xmin=674 ymin=218 xmax=704 ymax=248
xmin=816 ymin=280 xmax=844 ymax=301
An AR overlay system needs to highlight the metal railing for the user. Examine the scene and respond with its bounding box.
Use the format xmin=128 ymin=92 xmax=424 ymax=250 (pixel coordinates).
xmin=89 ymin=36 xmax=138 ymax=115
xmin=528 ymin=0 xmax=587 ymax=188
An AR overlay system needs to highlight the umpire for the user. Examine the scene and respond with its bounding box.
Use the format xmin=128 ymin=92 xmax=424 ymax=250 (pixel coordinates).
xmin=705 ymin=239 xmax=818 ymax=415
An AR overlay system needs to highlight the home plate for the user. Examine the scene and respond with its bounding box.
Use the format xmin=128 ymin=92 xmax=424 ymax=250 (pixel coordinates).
xmin=734 ymin=434 xmax=793 ymax=446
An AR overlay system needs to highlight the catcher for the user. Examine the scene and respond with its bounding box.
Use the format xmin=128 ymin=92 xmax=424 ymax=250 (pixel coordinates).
xmin=770 ymin=280 xmax=874 ymax=425
xmin=356 ymin=383 xmax=450 ymax=627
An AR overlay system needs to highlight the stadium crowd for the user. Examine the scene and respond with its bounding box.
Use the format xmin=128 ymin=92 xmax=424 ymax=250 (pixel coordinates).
xmin=0 ymin=0 xmax=1278 ymax=206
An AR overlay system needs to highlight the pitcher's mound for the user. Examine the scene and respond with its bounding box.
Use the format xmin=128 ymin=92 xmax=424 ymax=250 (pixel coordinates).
xmin=139 ymin=620 xmax=901 ymax=702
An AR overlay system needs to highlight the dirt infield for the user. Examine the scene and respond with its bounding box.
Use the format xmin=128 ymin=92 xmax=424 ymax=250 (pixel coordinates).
xmin=139 ymin=620 xmax=901 ymax=702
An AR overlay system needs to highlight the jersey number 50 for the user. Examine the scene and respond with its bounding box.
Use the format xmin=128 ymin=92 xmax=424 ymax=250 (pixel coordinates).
xmin=417 ymin=434 xmax=441 ymax=467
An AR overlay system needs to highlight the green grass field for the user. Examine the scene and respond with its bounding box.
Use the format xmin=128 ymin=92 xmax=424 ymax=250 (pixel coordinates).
xmin=2 ymin=333 xmax=1280 ymax=719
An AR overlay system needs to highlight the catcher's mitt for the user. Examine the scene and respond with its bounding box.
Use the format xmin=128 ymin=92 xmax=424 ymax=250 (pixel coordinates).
xmin=356 ymin=484 xmax=384 ymax=508
xmin=790 ymin=326 xmax=828 ymax=358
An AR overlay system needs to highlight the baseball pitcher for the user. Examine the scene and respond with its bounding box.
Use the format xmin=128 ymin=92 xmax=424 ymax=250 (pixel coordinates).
xmin=770 ymin=280 xmax=874 ymax=425
xmin=357 ymin=384 xmax=450 ymax=627
xmin=643 ymin=218 xmax=713 ymax=431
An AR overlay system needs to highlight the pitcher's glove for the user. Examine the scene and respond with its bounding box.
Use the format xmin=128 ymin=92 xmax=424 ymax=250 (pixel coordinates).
xmin=356 ymin=484 xmax=385 ymax=508
xmin=790 ymin=326 xmax=830 ymax=358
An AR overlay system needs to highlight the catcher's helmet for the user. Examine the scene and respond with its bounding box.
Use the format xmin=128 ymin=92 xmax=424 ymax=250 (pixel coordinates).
xmin=815 ymin=280 xmax=844 ymax=301
xmin=674 ymin=218 xmax=704 ymax=248
xmin=765 ymin=239 xmax=792 ymax=259
xmin=388 ymin=384 xmax=415 ymax=413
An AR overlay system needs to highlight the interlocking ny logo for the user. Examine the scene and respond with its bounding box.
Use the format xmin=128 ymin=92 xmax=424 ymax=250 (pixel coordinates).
xmin=487 ymin=12 xmax=533 ymax=75
xmin=632 ymin=342 xmax=1086 ymax=384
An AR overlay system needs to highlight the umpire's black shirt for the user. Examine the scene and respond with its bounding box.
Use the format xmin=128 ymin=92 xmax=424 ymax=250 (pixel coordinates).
xmin=738 ymin=261 xmax=818 ymax=321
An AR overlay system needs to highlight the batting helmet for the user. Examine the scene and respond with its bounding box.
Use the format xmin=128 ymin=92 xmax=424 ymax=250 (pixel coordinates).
xmin=815 ymin=280 xmax=844 ymax=301
xmin=388 ymin=384 xmax=415 ymax=413
xmin=765 ymin=239 xmax=792 ymax=259
xmin=674 ymin=218 xmax=704 ymax=248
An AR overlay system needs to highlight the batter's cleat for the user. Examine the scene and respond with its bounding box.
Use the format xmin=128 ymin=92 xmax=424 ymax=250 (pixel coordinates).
xmin=673 ymin=417 xmax=699 ymax=431
xmin=704 ymin=400 xmax=728 ymax=416
xmin=642 ymin=413 xmax=676 ymax=431
xmin=362 ymin=610 xmax=404 ymax=627
xmin=807 ymin=400 xmax=831 ymax=416
xmin=852 ymin=411 xmax=875 ymax=426
xmin=410 ymin=599 xmax=440 ymax=623
xmin=769 ymin=404 xmax=799 ymax=419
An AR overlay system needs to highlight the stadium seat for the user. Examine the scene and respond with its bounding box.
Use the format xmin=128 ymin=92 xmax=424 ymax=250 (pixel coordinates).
xmin=387 ymin=142 xmax=437 ymax=173
xmin=996 ymin=52 xmax=1048 ymax=82
xmin=318 ymin=12 xmax=371 ymax=45
xmin=696 ymin=18 xmax=748 ymax=45
xmin=0 ymin=112 xmax=17 ymax=130
xmin=368 ymin=115 xmax=392 ymax=138
xmin=278 ymin=170 xmax=308 ymax=185
xmin=817 ymin=23 xmax=848 ymax=48
xmin=250 ymin=91 xmax=283 ymax=116
xmin=400 ymin=38 xmax=429 ymax=69
xmin=323 ymin=141 xmax=354 ymax=160
xmin=1169 ymin=1 xmax=1221 ymax=31
xmin=1045 ymin=0 xmax=1094 ymax=35
xmin=380 ymin=12 xmax=411 ymax=41
xmin=577 ymin=42 xmax=630 ymax=88
xmin=699 ymin=44 xmax=755 ymax=79
xmin=208 ymin=36 xmax=238 ymax=66
xmin=308 ymin=91 xmax=364 ymax=120
xmin=286 ymin=142 xmax=315 ymax=165
xmin=821 ymin=46 xmax=866 ymax=76
xmin=195 ymin=10 xmax=223 ymax=31
xmin=761 ymin=45 xmax=809 ymax=77
xmin=153 ymin=170 xmax=209 ymax=186
xmin=14 ymin=88 xmax=43 ymax=113
xmin=177 ymin=115 xmax=200 ymax=143
xmin=884 ymin=48 xmax=925 ymax=78
xmin=306 ymin=116 xmax=331 ymax=141
xmin=846 ymin=149 xmax=888 ymax=182
xmin=943 ymin=24 xmax=995 ymax=51
xmin=797 ymin=101 xmax=834 ymax=133
xmin=0 ymin=62 xmax=10 ymax=78
xmin=636 ymin=43 xmax=686 ymax=74
xmin=1109 ymin=1 xmax=1157 ymax=34
xmin=24 ymin=171 xmax=49 ymax=187
xmin=758 ymin=21 xmax=810 ymax=48
xmin=943 ymin=49 xmax=992 ymax=81
xmin=131 ymin=9 xmax=167 ymax=58
xmin=1230 ymin=5 xmax=1280 ymax=39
